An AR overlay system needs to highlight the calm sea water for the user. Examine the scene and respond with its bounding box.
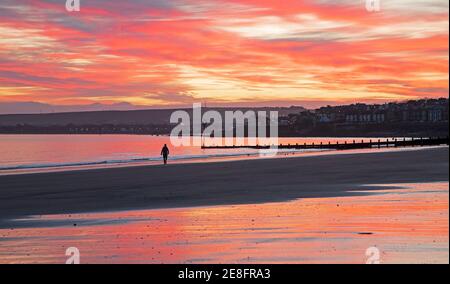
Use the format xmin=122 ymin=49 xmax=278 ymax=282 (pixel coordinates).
xmin=0 ymin=135 xmax=398 ymax=174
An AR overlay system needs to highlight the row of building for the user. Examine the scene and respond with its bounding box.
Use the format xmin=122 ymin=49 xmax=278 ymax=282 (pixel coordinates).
xmin=280 ymin=98 xmax=449 ymax=126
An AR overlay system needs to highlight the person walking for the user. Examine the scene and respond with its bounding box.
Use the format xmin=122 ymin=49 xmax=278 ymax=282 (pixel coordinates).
xmin=161 ymin=144 xmax=170 ymax=165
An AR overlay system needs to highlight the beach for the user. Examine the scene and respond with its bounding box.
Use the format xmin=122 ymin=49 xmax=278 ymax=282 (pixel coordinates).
xmin=0 ymin=147 xmax=448 ymax=225
xmin=0 ymin=147 xmax=448 ymax=264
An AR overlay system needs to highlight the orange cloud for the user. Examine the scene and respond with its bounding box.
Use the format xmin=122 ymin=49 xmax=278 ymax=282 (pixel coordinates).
xmin=0 ymin=0 xmax=448 ymax=108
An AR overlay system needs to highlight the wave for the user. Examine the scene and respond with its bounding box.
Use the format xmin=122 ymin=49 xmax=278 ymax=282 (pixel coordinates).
xmin=0 ymin=148 xmax=321 ymax=172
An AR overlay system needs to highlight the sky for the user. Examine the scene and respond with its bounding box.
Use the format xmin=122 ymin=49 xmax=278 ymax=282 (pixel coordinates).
xmin=0 ymin=0 xmax=448 ymax=110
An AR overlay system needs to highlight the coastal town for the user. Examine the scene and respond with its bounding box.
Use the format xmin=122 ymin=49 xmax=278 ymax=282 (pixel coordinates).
xmin=278 ymin=98 xmax=449 ymax=137
xmin=2 ymin=98 xmax=446 ymax=137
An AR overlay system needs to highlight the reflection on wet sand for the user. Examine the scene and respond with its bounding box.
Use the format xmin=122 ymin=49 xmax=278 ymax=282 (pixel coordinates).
xmin=0 ymin=182 xmax=448 ymax=264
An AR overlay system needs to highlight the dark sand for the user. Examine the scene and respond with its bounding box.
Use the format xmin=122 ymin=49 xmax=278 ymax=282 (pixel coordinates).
xmin=0 ymin=147 xmax=448 ymax=226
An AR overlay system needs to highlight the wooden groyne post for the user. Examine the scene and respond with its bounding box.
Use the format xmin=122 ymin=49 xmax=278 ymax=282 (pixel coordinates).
xmin=201 ymin=137 xmax=449 ymax=151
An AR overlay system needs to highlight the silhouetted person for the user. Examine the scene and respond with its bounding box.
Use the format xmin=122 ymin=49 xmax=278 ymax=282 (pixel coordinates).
xmin=161 ymin=144 xmax=170 ymax=165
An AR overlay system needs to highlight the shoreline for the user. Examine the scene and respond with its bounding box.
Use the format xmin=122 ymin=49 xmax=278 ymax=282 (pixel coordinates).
xmin=0 ymin=147 xmax=448 ymax=227
xmin=0 ymin=144 xmax=446 ymax=177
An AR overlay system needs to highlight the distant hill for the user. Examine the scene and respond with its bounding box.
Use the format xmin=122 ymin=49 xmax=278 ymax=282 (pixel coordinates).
xmin=0 ymin=106 xmax=306 ymax=127
xmin=0 ymin=102 xmax=148 ymax=115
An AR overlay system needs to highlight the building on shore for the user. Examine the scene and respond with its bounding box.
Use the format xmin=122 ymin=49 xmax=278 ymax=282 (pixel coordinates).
xmin=278 ymin=98 xmax=449 ymax=137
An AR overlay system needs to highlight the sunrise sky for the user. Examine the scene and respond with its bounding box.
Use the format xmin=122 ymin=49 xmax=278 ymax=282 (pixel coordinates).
xmin=0 ymin=0 xmax=448 ymax=109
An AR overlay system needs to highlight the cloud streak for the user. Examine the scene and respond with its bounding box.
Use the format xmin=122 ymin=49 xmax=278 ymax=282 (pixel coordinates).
xmin=0 ymin=0 xmax=448 ymax=109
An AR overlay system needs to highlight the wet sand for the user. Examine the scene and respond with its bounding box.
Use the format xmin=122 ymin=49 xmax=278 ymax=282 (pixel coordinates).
xmin=0 ymin=147 xmax=448 ymax=264
xmin=0 ymin=147 xmax=448 ymax=227
xmin=0 ymin=182 xmax=448 ymax=264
